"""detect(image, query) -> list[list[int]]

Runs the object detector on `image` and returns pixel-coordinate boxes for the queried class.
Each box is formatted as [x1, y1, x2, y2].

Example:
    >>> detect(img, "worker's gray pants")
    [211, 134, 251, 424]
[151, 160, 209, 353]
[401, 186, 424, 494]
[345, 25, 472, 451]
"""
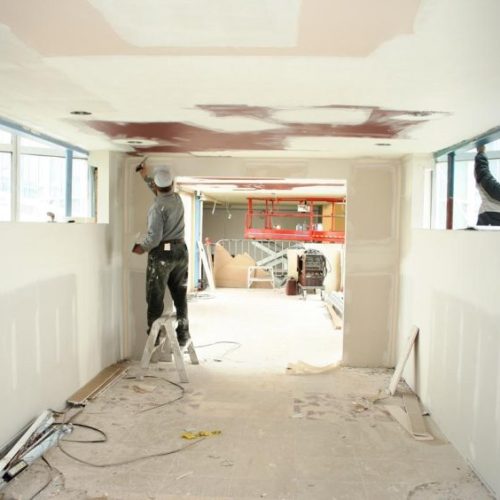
[146, 243, 189, 338]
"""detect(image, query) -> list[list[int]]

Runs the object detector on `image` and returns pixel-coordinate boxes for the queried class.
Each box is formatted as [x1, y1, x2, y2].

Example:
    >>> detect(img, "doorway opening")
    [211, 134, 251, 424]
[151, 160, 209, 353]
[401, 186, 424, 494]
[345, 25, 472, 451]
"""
[177, 176, 347, 368]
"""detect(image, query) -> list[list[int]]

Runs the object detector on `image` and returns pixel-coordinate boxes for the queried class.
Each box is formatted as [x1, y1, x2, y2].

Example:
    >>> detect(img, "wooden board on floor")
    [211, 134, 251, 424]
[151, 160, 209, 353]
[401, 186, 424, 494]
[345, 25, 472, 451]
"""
[388, 326, 419, 396]
[67, 362, 128, 405]
[325, 303, 343, 329]
[403, 392, 433, 440]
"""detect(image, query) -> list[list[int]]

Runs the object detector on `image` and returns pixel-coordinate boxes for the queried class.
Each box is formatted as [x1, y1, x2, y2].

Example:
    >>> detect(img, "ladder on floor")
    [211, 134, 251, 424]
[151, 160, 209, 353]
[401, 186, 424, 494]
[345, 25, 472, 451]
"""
[140, 313, 199, 383]
[247, 265, 275, 288]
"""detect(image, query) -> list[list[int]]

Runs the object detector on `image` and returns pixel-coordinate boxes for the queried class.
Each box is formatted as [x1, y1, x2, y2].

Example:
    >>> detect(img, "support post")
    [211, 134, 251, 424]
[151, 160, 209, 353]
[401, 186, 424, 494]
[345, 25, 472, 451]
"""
[65, 149, 73, 218]
[446, 151, 455, 230]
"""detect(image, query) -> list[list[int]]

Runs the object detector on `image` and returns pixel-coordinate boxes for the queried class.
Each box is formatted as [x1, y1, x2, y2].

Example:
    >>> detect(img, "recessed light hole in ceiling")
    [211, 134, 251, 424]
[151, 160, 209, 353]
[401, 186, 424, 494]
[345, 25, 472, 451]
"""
[113, 138, 159, 147]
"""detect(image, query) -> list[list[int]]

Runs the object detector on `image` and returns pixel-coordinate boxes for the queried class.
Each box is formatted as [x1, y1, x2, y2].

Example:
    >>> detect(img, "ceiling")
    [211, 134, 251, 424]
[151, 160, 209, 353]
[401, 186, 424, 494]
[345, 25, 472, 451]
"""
[0, 0, 499, 158]
[177, 176, 346, 203]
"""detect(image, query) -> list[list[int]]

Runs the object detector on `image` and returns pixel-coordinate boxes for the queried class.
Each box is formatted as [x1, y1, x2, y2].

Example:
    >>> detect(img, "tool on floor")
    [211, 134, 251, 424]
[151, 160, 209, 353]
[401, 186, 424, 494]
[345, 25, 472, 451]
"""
[140, 313, 199, 383]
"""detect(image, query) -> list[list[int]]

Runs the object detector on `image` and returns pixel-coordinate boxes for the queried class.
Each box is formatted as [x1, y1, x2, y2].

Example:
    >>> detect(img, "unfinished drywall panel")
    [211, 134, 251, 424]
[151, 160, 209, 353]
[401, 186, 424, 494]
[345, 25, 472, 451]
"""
[397, 155, 500, 497]
[348, 165, 396, 242]
[124, 155, 400, 366]
[342, 163, 400, 366]
[343, 273, 393, 366]
[0, 152, 125, 449]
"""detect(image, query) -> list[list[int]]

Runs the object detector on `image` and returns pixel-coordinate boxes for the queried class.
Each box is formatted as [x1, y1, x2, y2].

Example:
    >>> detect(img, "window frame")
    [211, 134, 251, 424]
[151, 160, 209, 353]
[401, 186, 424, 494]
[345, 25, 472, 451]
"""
[0, 121, 94, 223]
[430, 127, 500, 230]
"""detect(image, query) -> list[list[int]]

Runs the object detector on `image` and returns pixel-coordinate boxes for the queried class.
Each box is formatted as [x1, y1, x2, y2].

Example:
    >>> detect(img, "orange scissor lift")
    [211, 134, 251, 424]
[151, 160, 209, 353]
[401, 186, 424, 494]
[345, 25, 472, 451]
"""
[244, 197, 345, 243]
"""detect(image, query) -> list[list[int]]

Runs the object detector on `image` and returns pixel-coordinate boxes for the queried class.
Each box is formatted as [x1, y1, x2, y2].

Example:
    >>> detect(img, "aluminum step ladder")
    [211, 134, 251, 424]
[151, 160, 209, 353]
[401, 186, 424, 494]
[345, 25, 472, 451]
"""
[247, 265, 275, 288]
[140, 313, 199, 383]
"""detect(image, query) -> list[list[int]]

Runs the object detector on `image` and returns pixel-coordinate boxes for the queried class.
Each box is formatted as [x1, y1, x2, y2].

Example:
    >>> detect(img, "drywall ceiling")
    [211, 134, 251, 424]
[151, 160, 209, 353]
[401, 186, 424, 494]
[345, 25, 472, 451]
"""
[0, 0, 499, 158]
[177, 176, 346, 203]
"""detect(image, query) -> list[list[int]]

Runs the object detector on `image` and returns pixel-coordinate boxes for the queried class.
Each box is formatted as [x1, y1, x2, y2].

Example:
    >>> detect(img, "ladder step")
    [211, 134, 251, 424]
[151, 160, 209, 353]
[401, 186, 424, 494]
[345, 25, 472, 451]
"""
[140, 314, 199, 383]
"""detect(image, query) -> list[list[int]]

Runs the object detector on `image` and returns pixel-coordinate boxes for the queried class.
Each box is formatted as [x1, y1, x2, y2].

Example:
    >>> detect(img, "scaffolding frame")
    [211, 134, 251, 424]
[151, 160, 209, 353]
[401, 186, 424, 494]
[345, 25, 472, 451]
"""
[244, 197, 345, 243]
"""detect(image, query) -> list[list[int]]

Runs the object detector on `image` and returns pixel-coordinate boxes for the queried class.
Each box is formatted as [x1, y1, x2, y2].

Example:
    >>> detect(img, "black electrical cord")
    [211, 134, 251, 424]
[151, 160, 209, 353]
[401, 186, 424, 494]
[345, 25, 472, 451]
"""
[194, 341, 242, 361]
[57, 438, 204, 468]
[29, 456, 58, 500]
[56, 422, 107, 444]
[194, 341, 240, 349]
[123, 374, 186, 414]
[13, 371, 204, 495]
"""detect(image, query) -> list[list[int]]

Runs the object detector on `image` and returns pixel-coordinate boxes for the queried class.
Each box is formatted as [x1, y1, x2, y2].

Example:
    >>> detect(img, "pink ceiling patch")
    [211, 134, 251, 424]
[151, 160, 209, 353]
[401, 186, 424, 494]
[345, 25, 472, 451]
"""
[83, 104, 446, 153]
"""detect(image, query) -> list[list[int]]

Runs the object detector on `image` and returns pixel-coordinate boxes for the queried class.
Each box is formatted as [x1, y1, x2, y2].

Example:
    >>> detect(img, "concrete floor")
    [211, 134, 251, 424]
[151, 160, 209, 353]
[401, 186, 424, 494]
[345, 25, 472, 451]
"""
[2, 289, 493, 499]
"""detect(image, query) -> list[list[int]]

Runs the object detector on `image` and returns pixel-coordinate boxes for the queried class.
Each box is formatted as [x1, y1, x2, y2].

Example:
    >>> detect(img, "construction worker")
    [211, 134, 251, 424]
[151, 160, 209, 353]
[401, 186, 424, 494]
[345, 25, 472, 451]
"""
[475, 141, 500, 226]
[132, 163, 190, 346]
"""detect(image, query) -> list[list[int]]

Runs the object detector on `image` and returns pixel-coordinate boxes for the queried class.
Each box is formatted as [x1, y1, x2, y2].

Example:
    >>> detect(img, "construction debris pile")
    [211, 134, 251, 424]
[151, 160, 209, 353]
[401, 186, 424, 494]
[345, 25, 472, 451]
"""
[0, 410, 71, 490]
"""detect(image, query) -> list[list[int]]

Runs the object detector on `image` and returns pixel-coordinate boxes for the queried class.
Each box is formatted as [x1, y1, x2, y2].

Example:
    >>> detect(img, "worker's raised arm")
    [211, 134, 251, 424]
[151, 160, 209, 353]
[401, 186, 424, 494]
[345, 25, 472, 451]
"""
[475, 153, 500, 201]
[136, 160, 157, 195]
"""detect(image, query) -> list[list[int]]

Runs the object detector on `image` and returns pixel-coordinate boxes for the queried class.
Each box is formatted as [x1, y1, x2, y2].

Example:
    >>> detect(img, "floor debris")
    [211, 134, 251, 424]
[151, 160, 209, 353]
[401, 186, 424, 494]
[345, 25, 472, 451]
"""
[131, 383, 156, 394]
[286, 360, 340, 374]
[175, 471, 193, 480]
[2, 291, 493, 499]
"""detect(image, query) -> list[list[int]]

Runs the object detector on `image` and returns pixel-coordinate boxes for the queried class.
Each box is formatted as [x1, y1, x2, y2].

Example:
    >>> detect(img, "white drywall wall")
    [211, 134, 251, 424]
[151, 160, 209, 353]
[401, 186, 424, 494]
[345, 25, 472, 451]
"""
[397, 155, 500, 496]
[0, 151, 125, 449]
[125, 156, 400, 367]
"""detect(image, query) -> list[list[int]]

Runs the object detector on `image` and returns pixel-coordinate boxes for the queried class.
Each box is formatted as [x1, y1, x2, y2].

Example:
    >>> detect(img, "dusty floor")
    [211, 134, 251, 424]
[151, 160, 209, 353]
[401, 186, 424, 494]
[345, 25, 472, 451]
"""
[2, 289, 494, 499]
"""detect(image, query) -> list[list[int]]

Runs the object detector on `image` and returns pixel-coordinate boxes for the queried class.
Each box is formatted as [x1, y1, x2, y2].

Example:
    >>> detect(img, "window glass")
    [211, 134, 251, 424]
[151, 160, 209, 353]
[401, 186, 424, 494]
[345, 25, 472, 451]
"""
[19, 154, 66, 222]
[0, 152, 11, 221]
[20, 135, 65, 152]
[488, 139, 500, 151]
[453, 161, 477, 228]
[72, 158, 92, 218]
[453, 158, 500, 228]
[0, 129, 12, 145]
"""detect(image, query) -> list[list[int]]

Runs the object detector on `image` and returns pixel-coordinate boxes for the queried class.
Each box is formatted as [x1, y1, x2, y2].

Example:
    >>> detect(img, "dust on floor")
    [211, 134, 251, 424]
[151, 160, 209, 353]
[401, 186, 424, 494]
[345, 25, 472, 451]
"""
[2, 290, 493, 499]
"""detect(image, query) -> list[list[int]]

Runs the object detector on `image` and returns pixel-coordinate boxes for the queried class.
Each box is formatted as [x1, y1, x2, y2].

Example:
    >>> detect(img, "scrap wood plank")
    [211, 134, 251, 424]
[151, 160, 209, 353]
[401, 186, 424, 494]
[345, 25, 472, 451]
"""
[388, 326, 419, 396]
[403, 392, 433, 440]
[384, 398, 433, 441]
[67, 362, 128, 405]
[325, 302, 343, 330]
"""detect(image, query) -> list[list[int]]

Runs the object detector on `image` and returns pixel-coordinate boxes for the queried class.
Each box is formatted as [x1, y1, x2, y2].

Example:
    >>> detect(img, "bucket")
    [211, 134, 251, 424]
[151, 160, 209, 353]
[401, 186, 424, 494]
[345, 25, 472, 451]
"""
[286, 277, 298, 295]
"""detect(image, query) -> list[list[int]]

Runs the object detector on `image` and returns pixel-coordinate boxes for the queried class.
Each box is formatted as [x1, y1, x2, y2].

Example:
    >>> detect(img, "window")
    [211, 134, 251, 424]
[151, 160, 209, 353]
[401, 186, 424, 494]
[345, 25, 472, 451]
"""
[19, 154, 66, 222]
[0, 122, 94, 222]
[0, 152, 11, 221]
[0, 129, 12, 145]
[0, 129, 12, 221]
[453, 158, 500, 228]
[430, 133, 500, 229]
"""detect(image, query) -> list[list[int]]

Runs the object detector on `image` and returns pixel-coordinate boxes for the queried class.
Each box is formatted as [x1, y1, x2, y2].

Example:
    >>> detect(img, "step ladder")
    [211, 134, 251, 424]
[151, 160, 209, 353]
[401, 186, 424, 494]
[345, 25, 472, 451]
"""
[140, 313, 199, 383]
[247, 265, 275, 288]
